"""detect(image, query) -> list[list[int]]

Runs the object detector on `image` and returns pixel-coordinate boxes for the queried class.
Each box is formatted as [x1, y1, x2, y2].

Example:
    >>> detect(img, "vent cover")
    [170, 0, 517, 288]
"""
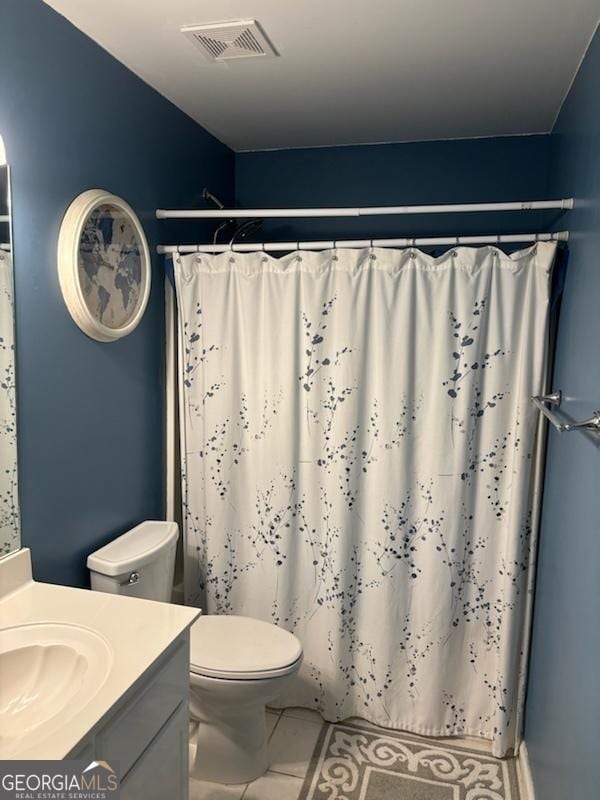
[182, 19, 278, 62]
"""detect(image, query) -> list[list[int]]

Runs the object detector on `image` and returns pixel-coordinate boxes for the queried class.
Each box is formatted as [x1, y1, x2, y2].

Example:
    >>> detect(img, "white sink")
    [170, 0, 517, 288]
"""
[0, 622, 113, 757]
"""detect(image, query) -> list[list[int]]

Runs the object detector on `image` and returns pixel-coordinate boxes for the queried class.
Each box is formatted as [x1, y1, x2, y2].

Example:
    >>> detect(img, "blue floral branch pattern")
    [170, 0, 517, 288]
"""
[176, 248, 551, 756]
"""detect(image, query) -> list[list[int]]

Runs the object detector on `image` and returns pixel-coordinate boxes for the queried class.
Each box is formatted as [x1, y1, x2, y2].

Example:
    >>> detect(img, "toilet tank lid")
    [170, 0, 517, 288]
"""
[87, 521, 179, 576]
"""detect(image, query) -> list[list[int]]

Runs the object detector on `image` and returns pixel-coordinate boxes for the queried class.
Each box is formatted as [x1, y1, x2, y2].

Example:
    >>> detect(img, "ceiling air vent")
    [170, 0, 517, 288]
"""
[182, 19, 278, 62]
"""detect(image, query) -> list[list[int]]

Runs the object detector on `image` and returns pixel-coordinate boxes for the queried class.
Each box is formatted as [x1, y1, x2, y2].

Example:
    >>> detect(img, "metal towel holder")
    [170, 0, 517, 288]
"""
[531, 391, 600, 434]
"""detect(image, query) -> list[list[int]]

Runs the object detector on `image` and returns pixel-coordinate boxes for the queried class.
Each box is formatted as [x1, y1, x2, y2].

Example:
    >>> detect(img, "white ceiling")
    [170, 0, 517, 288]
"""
[44, 0, 600, 152]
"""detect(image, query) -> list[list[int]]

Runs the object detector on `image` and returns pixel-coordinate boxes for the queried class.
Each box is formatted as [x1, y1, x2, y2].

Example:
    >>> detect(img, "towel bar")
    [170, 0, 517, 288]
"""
[531, 391, 600, 434]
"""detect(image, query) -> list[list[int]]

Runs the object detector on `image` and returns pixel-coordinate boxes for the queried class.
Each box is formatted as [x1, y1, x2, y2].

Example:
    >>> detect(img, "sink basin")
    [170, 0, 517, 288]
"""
[0, 622, 113, 756]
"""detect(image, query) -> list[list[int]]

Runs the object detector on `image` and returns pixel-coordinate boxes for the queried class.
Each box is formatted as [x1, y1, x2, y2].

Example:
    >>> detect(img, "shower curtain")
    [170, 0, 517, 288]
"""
[0, 250, 19, 555]
[175, 242, 556, 756]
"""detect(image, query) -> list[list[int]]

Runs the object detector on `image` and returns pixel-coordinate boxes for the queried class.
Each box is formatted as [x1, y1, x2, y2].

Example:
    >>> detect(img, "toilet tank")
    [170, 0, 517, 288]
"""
[87, 521, 178, 602]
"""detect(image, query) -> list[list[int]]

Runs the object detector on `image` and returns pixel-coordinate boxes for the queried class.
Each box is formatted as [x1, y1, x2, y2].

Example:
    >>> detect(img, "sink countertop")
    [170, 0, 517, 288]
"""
[0, 548, 200, 759]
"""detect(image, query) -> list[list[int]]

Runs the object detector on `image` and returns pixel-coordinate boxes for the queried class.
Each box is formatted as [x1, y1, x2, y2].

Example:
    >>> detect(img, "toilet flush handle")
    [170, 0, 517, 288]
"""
[119, 571, 140, 586]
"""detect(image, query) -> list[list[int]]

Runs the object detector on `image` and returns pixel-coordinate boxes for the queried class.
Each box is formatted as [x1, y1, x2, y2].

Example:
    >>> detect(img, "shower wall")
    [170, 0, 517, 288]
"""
[235, 134, 557, 241]
[524, 26, 600, 800]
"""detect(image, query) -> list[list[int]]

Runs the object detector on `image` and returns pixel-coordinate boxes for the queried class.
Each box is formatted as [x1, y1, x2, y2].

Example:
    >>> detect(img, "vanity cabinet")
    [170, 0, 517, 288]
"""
[67, 633, 190, 800]
[120, 704, 188, 799]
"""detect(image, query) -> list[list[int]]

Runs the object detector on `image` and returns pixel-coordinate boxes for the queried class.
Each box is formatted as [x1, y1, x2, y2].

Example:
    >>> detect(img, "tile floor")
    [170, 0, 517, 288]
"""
[188, 707, 500, 799]
[188, 707, 324, 800]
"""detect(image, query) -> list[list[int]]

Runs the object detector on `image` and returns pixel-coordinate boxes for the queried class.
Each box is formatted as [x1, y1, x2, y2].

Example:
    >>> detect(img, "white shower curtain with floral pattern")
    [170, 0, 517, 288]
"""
[175, 242, 555, 756]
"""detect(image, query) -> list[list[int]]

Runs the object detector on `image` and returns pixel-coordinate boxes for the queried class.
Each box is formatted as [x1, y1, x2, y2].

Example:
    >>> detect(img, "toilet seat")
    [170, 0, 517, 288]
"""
[190, 653, 303, 681]
[189, 614, 302, 681]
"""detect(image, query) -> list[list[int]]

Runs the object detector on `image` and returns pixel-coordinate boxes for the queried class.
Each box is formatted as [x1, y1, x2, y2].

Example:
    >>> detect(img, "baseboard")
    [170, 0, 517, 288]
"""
[517, 741, 536, 800]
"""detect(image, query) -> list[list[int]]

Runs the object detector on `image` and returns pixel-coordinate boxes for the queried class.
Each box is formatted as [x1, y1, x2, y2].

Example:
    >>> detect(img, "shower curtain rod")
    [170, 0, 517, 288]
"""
[158, 230, 569, 255]
[156, 198, 573, 220]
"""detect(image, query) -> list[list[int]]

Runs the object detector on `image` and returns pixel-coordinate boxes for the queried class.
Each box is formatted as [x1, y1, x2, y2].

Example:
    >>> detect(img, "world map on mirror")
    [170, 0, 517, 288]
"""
[78, 204, 143, 329]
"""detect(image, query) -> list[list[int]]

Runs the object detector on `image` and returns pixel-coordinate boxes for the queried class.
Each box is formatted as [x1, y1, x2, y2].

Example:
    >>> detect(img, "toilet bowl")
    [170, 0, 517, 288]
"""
[87, 521, 303, 785]
[188, 615, 302, 783]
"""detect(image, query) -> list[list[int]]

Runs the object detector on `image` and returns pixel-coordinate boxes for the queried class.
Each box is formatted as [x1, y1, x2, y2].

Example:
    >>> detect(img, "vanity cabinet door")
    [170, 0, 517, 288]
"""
[120, 702, 188, 800]
[96, 639, 189, 778]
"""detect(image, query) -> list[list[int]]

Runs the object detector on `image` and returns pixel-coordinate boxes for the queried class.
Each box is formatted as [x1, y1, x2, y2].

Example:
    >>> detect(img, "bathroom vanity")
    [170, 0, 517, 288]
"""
[68, 637, 190, 798]
[0, 549, 200, 799]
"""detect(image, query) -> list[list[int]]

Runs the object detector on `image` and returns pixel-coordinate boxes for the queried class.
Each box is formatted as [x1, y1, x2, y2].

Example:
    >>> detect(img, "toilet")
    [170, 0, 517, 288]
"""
[87, 521, 303, 784]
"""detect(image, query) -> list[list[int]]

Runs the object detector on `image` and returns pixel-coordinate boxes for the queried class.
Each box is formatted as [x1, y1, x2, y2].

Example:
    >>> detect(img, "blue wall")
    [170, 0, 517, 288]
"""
[235, 135, 561, 242]
[524, 27, 600, 800]
[0, 0, 234, 587]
